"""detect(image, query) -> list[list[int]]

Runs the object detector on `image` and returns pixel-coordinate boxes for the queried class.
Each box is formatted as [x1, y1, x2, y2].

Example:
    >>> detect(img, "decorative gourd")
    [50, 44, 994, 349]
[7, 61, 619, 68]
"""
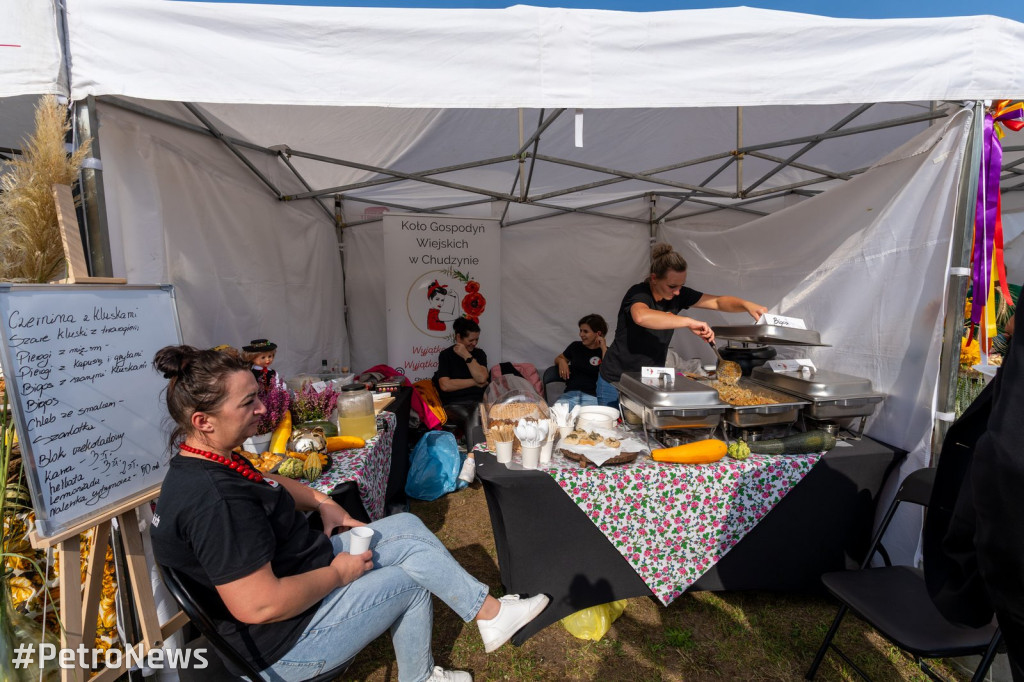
[651, 439, 727, 464]
[287, 450, 328, 467]
[302, 452, 323, 480]
[727, 440, 751, 460]
[746, 430, 837, 455]
[269, 410, 292, 454]
[277, 457, 304, 479]
[326, 435, 365, 452]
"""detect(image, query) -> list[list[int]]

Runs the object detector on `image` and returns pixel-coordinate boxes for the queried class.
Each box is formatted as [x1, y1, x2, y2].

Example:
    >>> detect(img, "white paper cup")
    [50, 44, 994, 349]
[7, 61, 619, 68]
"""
[348, 526, 374, 555]
[495, 440, 513, 464]
[521, 444, 541, 469]
[539, 439, 554, 465]
[557, 425, 574, 439]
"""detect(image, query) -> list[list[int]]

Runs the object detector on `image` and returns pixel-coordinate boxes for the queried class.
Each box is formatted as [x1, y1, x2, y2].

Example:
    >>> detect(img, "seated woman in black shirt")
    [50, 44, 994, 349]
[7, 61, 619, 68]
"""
[433, 317, 489, 445]
[553, 313, 607, 407]
[150, 345, 547, 682]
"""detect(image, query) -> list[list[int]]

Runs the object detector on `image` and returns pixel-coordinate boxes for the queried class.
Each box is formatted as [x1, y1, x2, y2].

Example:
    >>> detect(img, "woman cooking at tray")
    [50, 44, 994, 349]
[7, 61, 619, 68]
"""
[596, 242, 767, 408]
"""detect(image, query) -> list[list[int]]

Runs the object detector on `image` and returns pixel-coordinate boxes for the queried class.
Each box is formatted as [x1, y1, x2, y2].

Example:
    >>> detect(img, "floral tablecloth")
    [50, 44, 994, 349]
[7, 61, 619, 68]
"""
[499, 449, 821, 605]
[305, 411, 395, 521]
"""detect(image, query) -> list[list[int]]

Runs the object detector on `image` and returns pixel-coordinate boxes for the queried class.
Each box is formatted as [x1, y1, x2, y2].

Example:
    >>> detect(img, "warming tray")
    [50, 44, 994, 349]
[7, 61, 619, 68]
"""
[616, 372, 724, 408]
[614, 372, 727, 431]
[714, 325, 828, 347]
[750, 366, 885, 422]
[701, 378, 809, 428]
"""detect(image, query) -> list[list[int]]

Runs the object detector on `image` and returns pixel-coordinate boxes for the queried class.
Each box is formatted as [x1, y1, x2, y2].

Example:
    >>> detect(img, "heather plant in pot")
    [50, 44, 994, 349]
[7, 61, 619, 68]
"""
[290, 383, 340, 437]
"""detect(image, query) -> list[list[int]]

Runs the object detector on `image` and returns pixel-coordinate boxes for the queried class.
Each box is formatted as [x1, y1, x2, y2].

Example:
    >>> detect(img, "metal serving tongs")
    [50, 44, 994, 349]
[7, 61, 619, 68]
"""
[708, 340, 742, 385]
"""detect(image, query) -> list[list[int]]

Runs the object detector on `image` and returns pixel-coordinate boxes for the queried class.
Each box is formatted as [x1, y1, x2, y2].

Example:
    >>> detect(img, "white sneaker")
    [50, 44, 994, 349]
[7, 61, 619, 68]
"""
[477, 593, 550, 653]
[426, 666, 472, 681]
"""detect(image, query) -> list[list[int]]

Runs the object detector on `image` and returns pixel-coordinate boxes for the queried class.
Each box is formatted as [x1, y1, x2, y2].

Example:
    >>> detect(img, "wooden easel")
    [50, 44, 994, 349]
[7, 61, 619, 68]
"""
[21, 186, 187, 682]
[29, 490, 189, 682]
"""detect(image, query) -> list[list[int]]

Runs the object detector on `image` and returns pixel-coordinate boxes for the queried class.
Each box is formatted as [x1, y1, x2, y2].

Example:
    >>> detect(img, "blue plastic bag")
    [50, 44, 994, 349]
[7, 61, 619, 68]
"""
[405, 431, 467, 500]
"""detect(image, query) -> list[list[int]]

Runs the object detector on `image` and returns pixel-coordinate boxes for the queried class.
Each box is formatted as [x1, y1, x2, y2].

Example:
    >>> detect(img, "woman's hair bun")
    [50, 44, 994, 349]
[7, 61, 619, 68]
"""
[153, 345, 196, 380]
[651, 242, 674, 259]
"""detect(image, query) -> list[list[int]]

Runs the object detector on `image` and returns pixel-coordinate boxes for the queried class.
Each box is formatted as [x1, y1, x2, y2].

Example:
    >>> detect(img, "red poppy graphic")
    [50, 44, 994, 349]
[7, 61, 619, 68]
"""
[462, 292, 486, 317]
[465, 280, 480, 293]
[466, 315, 480, 323]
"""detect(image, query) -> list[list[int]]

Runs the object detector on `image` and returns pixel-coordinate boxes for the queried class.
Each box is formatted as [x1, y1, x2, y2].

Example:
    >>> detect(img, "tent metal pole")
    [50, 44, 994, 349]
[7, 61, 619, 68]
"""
[521, 109, 545, 202]
[74, 96, 115, 277]
[286, 155, 513, 199]
[516, 109, 565, 156]
[742, 170, 869, 199]
[735, 107, 743, 197]
[530, 153, 734, 197]
[746, 150, 859, 182]
[517, 109, 526, 200]
[280, 150, 515, 203]
[655, 157, 739, 222]
[100, 97, 273, 154]
[932, 102, 984, 463]
[183, 103, 284, 199]
[276, 151, 336, 224]
[744, 104, 873, 194]
[737, 109, 948, 155]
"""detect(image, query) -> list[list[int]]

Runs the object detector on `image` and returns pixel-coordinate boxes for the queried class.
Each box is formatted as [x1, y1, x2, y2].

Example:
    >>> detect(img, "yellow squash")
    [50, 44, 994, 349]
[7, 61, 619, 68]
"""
[269, 410, 292, 454]
[326, 435, 365, 452]
[651, 439, 727, 464]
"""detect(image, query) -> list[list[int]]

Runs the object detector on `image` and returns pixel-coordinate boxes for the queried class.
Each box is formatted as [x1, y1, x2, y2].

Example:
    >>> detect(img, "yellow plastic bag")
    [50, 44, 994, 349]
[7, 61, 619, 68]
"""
[560, 600, 627, 641]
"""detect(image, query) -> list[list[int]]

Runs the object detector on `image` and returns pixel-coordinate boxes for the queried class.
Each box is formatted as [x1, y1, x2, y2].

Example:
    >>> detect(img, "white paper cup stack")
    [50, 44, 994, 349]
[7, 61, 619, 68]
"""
[495, 441, 513, 464]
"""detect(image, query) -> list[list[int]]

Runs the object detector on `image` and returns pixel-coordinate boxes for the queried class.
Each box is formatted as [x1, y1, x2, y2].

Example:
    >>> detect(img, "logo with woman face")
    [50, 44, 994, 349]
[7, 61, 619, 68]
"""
[408, 269, 488, 337]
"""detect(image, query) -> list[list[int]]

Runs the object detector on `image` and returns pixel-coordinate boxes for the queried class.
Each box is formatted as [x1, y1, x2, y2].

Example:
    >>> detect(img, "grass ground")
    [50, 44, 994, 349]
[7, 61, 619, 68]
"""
[340, 481, 969, 681]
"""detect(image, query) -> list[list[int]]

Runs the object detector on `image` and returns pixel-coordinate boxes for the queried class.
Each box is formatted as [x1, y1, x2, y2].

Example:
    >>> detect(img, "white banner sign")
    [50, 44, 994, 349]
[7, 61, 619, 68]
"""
[383, 213, 501, 383]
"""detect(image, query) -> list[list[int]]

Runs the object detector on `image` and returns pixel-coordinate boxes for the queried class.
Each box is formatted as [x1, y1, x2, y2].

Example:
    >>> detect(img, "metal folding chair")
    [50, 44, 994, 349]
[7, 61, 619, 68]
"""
[806, 467, 1002, 681]
[160, 565, 353, 682]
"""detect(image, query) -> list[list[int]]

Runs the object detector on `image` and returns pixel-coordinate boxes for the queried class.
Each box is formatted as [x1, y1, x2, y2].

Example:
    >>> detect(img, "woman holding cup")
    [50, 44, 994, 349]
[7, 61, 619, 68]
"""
[150, 346, 548, 682]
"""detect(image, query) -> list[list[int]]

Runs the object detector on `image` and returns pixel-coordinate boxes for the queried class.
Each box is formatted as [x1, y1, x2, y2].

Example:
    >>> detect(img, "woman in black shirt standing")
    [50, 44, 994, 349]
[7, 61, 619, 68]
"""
[597, 243, 766, 407]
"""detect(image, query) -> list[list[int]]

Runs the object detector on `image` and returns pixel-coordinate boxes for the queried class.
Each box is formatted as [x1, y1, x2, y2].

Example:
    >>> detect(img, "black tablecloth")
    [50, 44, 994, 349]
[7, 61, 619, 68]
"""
[382, 387, 412, 514]
[475, 436, 904, 644]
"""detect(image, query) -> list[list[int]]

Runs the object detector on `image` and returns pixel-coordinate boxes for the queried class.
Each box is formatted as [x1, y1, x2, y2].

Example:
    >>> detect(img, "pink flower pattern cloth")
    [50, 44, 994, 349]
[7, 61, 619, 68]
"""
[543, 451, 821, 605]
[306, 411, 396, 521]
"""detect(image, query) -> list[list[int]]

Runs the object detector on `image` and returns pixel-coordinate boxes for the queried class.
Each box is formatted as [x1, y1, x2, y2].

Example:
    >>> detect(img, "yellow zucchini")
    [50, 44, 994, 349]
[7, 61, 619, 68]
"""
[651, 438, 727, 464]
[326, 435, 365, 452]
[269, 411, 292, 454]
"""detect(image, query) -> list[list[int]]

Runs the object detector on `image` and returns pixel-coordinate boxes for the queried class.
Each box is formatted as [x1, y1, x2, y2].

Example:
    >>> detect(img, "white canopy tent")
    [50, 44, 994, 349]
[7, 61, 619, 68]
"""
[6, 0, 1024, 563]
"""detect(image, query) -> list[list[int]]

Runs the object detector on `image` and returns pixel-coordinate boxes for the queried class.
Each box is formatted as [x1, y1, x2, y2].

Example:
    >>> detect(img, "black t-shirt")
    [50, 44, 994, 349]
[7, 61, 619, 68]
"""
[562, 341, 603, 395]
[151, 456, 333, 673]
[434, 345, 488, 404]
[600, 281, 703, 383]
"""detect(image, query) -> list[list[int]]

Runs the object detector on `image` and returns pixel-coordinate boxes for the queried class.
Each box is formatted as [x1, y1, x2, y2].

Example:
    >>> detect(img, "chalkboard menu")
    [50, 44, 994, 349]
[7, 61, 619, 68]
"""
[0, 285, 182, 538]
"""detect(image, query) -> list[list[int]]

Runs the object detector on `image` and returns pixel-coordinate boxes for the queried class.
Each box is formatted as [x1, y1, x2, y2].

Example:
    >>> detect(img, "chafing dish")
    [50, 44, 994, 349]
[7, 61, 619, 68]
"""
[701, 378, 809, 428]
[713, 324, 829, 347]
[614, 372, 727, 434]
[750, 366, 885, 437]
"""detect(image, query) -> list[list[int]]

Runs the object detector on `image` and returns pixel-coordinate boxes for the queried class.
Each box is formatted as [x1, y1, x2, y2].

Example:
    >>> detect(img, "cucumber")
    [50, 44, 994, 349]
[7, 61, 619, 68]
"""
[746, 429, 837, 455]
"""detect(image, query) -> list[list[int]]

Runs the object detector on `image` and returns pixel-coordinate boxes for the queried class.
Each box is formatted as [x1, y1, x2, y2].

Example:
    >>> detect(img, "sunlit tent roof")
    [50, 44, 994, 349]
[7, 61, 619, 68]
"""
[5, 0, 1024, 562]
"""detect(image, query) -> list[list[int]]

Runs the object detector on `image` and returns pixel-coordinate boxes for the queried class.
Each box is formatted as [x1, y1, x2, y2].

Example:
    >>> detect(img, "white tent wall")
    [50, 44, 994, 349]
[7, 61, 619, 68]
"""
[0, 1, 64, 100]
[95, 101, 347, 376]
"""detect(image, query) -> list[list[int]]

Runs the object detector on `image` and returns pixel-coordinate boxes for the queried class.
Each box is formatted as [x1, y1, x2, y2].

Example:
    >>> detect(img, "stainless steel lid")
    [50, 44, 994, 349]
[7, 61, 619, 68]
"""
[713, 325, 828, 347]
[750, 365, 880, 399]
[615, 372, 726, 408]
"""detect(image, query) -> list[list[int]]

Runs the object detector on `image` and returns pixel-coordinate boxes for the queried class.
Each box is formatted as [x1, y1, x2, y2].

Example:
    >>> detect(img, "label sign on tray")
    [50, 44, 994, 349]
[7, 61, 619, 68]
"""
[756, 314, 807, 330]
[764, 359, 817, 373]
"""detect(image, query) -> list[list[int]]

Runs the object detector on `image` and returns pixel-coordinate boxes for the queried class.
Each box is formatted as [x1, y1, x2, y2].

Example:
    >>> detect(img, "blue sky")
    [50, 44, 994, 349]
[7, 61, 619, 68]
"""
[188, 0, 1024, 22]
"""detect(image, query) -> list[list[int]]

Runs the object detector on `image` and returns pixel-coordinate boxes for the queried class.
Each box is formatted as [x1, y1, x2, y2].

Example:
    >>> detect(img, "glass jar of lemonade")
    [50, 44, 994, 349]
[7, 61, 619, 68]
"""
[337, 383, 377, 441]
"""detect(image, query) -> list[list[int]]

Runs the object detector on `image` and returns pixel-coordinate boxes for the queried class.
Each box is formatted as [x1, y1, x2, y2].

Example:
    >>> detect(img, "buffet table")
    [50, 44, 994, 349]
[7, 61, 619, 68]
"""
[475, 435, 903, 644]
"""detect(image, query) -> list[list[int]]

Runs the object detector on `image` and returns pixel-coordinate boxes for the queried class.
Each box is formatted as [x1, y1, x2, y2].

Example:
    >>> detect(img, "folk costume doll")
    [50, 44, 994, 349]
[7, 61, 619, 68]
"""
[242, 339, 283, 391]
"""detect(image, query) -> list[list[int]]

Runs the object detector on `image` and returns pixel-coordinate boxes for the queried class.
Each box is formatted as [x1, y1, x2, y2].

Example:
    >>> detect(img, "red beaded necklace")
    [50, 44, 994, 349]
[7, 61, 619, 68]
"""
[179, 443, 272, 485]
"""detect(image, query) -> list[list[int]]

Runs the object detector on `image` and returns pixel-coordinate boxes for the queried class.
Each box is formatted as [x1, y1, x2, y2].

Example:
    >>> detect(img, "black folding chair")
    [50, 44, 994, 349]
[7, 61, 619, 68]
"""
[160, 565, 353, 681]
[806, 467, 1002, 681]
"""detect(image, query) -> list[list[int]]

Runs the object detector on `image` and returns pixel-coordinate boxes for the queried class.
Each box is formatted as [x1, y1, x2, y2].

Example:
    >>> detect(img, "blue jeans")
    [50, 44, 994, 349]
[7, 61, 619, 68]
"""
[261, 513, 488, 682]
[595, 375, 619, 408]
[554, 390, 598, 408]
